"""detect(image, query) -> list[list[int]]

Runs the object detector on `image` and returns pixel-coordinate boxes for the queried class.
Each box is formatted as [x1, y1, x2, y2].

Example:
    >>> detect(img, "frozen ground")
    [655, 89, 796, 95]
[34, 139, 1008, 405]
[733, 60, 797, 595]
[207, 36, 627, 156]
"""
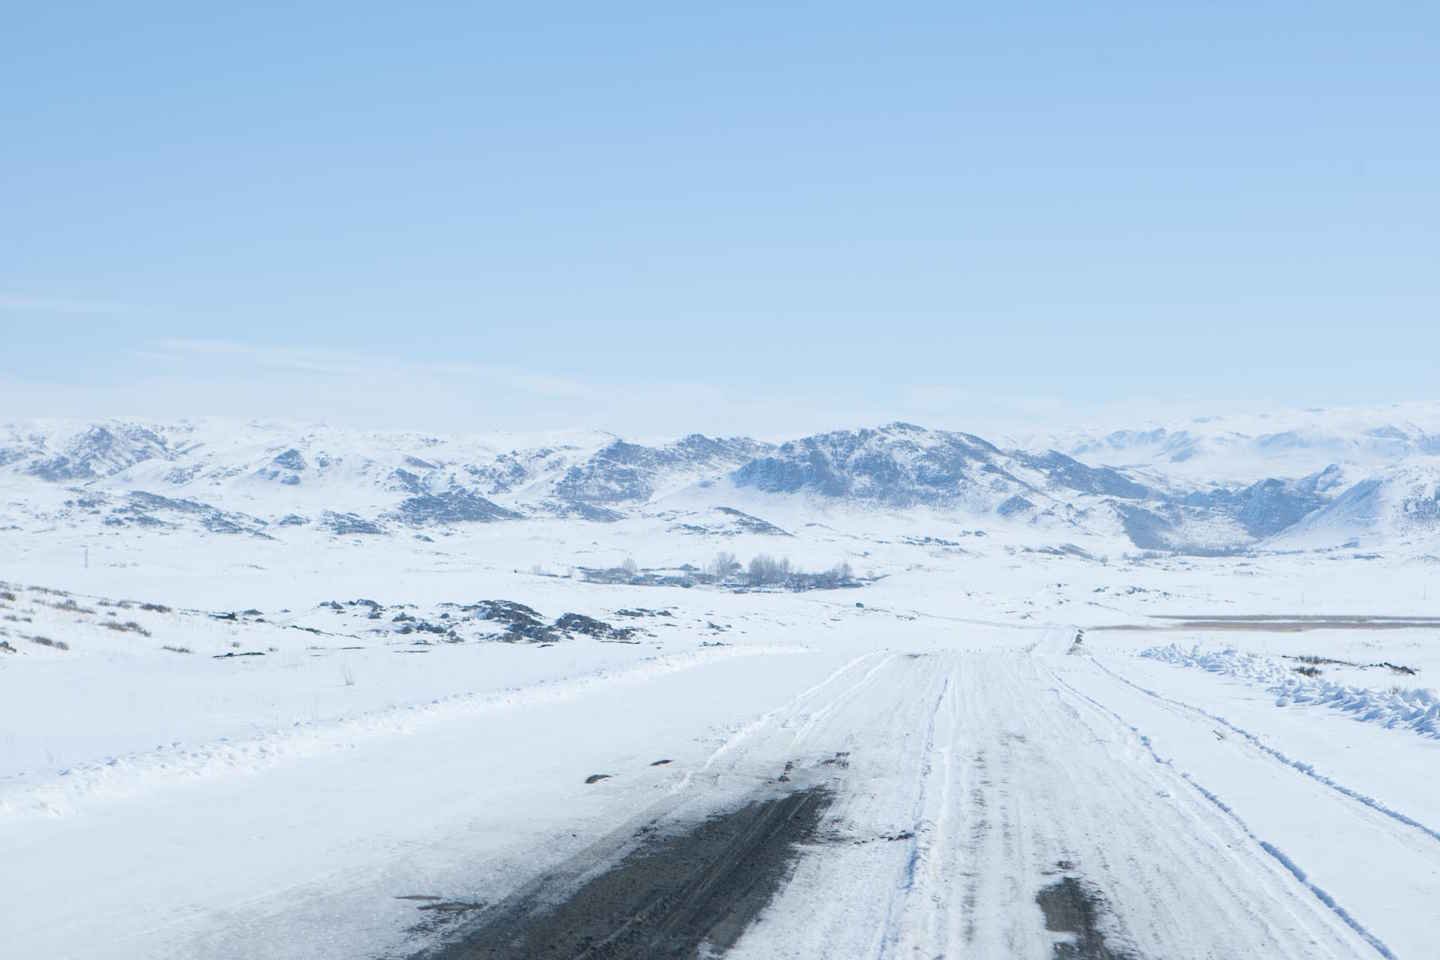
[3, 416, 1439, 958]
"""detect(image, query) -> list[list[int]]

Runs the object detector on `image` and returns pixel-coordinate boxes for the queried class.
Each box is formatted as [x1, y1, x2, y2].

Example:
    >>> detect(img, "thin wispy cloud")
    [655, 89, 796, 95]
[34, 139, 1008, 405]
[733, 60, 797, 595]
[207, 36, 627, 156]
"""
[143, 338, 596, 401]
[29, 338, 1426, 443]
[88, 338, 893, 437]
[0, 293, 133, 315]
[149, 338, 372, 377]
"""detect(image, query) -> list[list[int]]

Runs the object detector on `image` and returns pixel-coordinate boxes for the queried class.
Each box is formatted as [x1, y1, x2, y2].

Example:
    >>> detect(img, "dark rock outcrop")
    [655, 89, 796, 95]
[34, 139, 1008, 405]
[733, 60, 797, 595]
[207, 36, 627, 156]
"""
[393, 490, 520, 525]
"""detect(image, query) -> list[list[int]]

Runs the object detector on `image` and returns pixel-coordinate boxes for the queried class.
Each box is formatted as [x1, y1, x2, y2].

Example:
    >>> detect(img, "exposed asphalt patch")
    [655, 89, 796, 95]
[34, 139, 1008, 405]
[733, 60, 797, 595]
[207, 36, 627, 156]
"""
[411, 786, 832, 959]
[1036, 872, 1137, 960]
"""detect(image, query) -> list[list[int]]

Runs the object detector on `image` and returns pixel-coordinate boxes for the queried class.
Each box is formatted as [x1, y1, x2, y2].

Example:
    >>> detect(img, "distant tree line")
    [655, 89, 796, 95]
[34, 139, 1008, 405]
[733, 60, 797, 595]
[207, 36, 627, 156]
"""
[702, 552, 855, 589]
[577, 552, 861, 591]
[576, 552, 864, 590]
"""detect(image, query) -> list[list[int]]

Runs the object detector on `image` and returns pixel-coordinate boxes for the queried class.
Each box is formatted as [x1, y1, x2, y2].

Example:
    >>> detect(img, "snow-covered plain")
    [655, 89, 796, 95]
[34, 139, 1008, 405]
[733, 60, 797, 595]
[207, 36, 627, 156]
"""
[2, 410, 1439, 958]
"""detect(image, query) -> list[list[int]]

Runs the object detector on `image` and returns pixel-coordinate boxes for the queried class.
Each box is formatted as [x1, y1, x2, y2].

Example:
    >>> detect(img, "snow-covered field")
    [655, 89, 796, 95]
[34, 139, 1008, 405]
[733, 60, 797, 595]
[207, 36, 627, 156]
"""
[3, 412, 1439, 958]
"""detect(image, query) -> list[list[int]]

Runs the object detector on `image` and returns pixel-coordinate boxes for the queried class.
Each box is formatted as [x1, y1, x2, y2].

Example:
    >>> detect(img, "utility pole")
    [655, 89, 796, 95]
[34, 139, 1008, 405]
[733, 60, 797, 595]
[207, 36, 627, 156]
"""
[84, 546, 89, 569]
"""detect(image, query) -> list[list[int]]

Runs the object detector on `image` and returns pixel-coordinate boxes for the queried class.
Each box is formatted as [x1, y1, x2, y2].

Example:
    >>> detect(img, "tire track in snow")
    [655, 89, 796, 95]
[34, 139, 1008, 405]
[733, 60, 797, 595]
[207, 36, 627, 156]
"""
[711, 648, 1384, 960]
[1046, 666, 1397, 959]
[869, 664, 950, 960]
[789, 653, 901, 750]
[903, 665, 966, 958]
[687, 651, 891, 787]
[957, 747, 989, 947]
[1085, 654, 1440, 848]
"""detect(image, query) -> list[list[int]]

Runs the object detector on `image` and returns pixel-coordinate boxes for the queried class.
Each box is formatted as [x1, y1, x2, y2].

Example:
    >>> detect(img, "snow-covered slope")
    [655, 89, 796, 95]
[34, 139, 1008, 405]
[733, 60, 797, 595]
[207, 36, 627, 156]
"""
[731, 422, 1150, 511]
[3, 413, 1438, 554]
[1273, 462, 1440, 548]
[1041, 403, 1440, 482]
[0, 419, 767, 532]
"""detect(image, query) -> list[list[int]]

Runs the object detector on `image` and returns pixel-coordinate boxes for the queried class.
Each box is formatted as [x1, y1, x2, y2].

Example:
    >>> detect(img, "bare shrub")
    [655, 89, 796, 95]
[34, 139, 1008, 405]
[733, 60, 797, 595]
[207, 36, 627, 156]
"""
[103, 620, 152, 637]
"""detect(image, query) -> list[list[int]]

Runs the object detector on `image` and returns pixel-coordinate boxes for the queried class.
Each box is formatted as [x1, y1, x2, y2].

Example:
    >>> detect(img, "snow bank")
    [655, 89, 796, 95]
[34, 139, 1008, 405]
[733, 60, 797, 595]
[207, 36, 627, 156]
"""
[1140, 644, 1440, 738]
[0, 644, 805, 820]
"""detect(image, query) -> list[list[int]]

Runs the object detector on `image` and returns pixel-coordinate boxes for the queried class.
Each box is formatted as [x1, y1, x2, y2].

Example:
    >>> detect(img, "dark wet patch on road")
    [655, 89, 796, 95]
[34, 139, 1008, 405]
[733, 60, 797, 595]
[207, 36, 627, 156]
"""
[410, 786, 833, 959]
[398, 897, 491, 940]
[1036, 870, 1138, 960]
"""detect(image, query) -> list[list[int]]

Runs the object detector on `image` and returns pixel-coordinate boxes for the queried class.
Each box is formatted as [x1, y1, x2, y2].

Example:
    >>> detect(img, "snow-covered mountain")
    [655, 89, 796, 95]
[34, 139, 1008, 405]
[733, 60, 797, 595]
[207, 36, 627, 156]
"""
[2, 414, 1437, 554]
[553, 435, 773, 509]
[1040, 403, 1440, 482]
[1272, 463, 1440, 549]
[731, 423, 1150, 513]
[8, 423, 178, 481]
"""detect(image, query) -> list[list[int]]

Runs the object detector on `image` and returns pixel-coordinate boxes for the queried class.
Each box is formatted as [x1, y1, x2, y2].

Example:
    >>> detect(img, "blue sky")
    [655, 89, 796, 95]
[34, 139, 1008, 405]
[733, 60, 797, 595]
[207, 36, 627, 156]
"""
[3, 2, 1436, 436]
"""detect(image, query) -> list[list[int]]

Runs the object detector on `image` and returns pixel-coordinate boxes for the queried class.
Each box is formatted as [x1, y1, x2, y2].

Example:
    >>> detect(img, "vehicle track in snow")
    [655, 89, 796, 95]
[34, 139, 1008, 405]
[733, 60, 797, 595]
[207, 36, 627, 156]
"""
[415, 632, 1393, 959]
[1050, 648, 1440, 958]
[1083, 653, 1440, 847]
[722, 635, 1388, 958]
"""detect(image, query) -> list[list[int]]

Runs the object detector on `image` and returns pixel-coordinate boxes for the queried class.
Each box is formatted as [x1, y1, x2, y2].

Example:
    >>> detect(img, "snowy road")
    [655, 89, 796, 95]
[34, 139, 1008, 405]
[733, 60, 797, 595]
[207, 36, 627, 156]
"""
[660, 633, 1396, 959]
[400, 630, 1425, 958]
[5, 625, 1436, 959]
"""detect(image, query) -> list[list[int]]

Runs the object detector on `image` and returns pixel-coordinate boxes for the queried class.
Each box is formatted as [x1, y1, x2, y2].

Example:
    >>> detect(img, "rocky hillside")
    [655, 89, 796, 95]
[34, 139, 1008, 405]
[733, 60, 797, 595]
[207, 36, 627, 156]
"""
[3, 416, 1436, 553]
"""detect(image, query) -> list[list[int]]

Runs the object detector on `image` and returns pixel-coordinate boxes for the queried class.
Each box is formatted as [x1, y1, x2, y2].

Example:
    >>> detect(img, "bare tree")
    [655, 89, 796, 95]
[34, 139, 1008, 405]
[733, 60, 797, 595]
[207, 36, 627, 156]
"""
[706, 551, 739, 582]
[747, 554, 791, 586]
[620, 556, 638, 576]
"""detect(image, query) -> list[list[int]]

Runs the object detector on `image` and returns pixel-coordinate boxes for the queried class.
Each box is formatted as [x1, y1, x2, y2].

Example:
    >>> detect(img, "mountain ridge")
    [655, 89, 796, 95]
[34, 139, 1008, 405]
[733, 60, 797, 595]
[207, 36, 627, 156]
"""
[3, 415, 1437, 553]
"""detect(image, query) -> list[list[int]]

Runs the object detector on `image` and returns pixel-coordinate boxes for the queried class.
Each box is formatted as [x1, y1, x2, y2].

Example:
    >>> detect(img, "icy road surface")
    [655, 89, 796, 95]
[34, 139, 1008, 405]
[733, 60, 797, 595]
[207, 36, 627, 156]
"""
[4, 626, 1437, 959]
